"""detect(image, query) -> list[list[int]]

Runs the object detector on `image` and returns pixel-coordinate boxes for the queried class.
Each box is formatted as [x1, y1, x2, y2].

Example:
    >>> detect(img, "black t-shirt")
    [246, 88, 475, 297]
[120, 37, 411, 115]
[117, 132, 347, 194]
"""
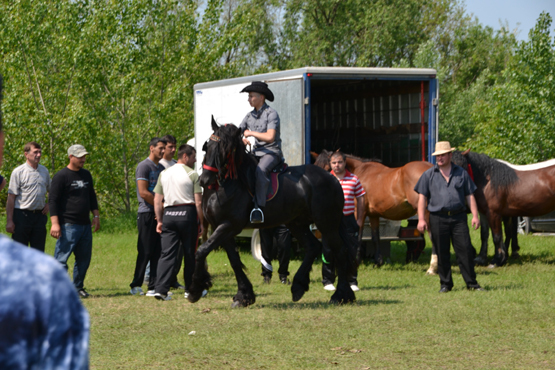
[49, 167, 99, 225]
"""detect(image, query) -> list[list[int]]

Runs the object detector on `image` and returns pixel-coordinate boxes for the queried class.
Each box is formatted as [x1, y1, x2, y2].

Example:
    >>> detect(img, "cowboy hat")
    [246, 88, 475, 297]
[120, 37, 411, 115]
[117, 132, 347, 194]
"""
[432, 141, 456, 156]
[240, 81, 274, 102]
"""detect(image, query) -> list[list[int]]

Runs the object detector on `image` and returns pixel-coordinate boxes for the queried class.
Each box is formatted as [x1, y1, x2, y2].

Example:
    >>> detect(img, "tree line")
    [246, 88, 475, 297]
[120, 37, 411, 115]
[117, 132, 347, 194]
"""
[0, 0, 553, 214]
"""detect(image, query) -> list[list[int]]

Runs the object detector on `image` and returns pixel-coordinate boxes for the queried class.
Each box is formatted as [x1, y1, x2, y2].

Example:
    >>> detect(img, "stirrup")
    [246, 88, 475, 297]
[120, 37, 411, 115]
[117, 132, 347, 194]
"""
[250, 207, 264, 223]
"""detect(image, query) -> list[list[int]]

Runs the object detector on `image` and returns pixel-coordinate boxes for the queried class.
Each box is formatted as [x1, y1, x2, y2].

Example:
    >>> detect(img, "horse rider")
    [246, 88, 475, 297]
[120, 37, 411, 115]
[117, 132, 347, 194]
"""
[239, 81, 283, 223]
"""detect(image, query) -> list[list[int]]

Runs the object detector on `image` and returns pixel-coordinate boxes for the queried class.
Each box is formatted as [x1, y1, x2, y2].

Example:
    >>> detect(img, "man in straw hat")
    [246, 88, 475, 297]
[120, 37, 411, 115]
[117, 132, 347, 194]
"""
[414, 141, 483, 293]
[239, 81, 283, 223]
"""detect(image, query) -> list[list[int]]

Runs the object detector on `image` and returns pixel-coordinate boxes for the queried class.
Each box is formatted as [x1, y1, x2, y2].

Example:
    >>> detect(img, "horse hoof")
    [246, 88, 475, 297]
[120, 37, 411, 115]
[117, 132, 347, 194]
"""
[425, 269, 437, 276]
[487, 264, 496, 269]
[474, 257, 487, 266]
[231, 300, 244, 309]
[291, 283, 306, 302]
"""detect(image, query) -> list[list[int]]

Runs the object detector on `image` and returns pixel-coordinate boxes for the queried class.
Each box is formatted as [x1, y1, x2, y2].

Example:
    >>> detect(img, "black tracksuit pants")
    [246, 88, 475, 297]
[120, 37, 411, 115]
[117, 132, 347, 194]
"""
[156, 205, 198, 295]
[259, 225, 291, 279]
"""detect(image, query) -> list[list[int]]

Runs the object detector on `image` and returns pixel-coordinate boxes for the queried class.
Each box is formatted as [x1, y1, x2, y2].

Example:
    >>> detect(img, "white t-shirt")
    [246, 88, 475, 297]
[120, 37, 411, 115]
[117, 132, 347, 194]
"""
[153, 164, 201, 206]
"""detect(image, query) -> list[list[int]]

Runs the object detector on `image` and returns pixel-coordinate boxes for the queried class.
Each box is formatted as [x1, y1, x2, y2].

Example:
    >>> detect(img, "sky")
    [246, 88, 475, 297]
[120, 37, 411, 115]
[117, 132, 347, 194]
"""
[463, 0, 555, 41]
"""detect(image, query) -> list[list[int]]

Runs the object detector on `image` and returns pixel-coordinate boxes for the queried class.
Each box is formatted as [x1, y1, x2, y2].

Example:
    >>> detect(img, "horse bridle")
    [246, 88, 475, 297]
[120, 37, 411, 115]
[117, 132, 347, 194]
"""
[202, 133, 238, 183]
[202, 134, 221, 174]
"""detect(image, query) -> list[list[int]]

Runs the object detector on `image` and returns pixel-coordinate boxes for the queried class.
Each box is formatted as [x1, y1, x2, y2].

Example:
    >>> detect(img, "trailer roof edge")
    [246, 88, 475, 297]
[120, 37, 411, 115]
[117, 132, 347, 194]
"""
[194, 67, 438, 89]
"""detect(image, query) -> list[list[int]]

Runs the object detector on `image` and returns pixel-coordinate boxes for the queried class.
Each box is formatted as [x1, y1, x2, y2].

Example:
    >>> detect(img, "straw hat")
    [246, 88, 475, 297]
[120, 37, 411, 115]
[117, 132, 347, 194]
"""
[432, 141, 456, 156]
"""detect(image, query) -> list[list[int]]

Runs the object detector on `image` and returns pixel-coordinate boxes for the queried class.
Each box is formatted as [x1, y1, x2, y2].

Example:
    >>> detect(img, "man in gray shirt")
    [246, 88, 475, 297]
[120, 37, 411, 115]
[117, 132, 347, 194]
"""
[414, 141, 483, 293]
[239, 81, 283, 223]
[6, 142, 50, 252]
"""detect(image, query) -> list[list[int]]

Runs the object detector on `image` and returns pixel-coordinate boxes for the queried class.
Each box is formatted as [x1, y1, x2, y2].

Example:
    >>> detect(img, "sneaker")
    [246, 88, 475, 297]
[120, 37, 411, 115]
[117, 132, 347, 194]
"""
[154, 293, 172, 301]
[350, 285, 360, 292]
[130, 287, 144, 296]
[145, 290, 156, 297]
[323, 284, 336, 291]
[77, 289, 90, 298]
[250, 208, 264, 223]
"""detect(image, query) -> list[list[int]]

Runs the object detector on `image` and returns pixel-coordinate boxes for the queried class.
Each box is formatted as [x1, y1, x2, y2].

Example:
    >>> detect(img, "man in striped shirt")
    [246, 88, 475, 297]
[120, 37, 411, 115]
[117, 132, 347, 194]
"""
[322, 151, 366, 292]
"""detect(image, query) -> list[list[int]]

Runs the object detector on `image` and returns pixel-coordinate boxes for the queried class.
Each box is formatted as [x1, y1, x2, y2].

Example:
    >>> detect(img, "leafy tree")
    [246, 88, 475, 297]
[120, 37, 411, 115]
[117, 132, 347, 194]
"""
[471, 12, 555, 163]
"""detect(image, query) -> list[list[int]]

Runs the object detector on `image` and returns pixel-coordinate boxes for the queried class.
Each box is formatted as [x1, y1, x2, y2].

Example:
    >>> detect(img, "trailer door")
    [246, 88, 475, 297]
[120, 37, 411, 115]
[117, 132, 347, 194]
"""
[266, 79, 304, 166]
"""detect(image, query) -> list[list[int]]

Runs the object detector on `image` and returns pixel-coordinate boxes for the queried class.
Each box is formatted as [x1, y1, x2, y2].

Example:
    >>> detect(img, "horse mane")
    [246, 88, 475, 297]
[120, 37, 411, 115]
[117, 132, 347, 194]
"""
[453, 150, 519, 190]
[344, 153, 383, 164]
[214, 123, 257, 187]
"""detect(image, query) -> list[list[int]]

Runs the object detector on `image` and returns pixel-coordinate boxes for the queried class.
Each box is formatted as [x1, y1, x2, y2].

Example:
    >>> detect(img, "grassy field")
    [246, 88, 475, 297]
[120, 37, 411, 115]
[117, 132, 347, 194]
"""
[37, 216, 555, 369]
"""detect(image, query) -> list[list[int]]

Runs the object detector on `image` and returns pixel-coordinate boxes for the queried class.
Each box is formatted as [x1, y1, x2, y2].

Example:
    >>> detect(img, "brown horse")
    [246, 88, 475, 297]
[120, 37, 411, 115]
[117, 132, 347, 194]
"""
[452, 150, 555, 266]
[312, 150, 435, 268]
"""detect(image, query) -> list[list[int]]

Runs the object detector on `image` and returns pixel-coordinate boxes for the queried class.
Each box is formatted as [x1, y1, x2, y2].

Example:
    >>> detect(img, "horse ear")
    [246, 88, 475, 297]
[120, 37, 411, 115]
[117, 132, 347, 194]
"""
[462, 149, 471, 155]
[211, 115, 219, 131]
[310, 151, 318, 160]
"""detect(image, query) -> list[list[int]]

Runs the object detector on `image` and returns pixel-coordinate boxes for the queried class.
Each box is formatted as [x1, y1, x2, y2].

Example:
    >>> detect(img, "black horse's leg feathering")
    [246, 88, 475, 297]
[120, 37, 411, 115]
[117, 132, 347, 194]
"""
[288, 224, 322, 302]
[187, 223, 238, 303]
[222, 238, 256, 308]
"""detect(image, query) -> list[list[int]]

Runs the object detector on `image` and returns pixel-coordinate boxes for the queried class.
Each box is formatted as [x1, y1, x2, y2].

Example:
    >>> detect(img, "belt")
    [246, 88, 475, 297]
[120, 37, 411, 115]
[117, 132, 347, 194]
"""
[16, 208, 43, 214]
[167, 203, 195, 207]
[433, 208, 466, 216]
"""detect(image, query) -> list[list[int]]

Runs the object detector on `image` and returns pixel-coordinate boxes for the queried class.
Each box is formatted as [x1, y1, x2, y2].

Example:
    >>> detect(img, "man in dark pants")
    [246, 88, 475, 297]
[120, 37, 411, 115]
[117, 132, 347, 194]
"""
[129, 137, 166, 296]
[6, 142, 50, 252]
[239, 81, 282, 223]
[322, 151, 365, 292]
[415, 141, 483, 293]
[259, 225, 291, 284]
[152, 144, 205, 300]
[50, 144, 100, 298]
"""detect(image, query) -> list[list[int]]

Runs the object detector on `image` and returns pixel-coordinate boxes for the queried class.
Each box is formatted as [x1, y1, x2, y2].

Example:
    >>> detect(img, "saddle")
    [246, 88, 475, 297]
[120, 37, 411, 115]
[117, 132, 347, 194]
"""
[267, 161, 288, 201]
[249, 158, 288, 202]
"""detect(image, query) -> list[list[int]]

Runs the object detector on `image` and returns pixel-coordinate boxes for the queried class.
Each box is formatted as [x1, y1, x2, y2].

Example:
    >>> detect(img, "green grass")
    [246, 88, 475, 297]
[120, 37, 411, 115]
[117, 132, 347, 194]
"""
[36, 221, 555, 369]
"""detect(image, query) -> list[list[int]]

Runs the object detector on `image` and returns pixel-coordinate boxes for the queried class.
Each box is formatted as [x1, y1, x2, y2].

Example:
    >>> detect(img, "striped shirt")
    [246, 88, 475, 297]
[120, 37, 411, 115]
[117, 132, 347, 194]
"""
[331, 170, 366, 215]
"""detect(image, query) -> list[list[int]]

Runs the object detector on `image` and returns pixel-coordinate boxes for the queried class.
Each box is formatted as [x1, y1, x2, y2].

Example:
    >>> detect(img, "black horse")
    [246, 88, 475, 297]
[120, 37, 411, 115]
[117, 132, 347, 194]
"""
[186, 118, 356, 307]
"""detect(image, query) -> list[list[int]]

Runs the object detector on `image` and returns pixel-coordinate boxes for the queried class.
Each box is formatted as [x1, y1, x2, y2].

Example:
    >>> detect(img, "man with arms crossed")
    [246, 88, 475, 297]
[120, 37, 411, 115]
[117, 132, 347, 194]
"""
[322, 151, 365, 292]
[50, 144, 100, 299]
[6, 142, 50, 252]
[153, 144, 205, 300]
[414, 141, 483, 293]
[129, 137, 166, 296]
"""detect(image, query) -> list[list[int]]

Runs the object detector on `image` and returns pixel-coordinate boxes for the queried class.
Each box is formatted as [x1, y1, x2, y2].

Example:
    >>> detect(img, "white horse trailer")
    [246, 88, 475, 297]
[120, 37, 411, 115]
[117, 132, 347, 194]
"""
[193, 67, 438, 261]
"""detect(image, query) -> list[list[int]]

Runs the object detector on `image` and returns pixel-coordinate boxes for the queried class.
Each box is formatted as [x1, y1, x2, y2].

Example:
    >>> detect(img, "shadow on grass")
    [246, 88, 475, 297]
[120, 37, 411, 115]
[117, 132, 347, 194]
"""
[258, 298, 403, 310]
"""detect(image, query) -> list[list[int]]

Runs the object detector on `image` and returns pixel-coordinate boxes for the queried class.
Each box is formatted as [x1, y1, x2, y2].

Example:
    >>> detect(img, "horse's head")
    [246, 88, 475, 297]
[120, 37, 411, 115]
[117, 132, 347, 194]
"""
[200, 116, 243, 188]
[312, 149, 332, 172]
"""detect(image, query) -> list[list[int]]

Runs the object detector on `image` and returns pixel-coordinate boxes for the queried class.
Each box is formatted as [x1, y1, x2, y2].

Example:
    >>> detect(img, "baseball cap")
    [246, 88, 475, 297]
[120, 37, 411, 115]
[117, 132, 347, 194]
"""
[68, 144, 89, 157]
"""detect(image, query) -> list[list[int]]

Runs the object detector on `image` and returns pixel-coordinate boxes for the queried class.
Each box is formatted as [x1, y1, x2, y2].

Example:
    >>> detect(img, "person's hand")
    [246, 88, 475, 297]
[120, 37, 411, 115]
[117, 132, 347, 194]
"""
[92, 217, 100, 232]
[156, 221, 163, 234]
[42, 204, 49, 215]
[50, 224, 61, 239]
[471, 215, 480, 230]
[242, 138, 250, 146]
[6, 220, 15, 234]
[417, 219, 428, 233]
[243, 129, 253, 138]
[199, 223, 205, 236]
